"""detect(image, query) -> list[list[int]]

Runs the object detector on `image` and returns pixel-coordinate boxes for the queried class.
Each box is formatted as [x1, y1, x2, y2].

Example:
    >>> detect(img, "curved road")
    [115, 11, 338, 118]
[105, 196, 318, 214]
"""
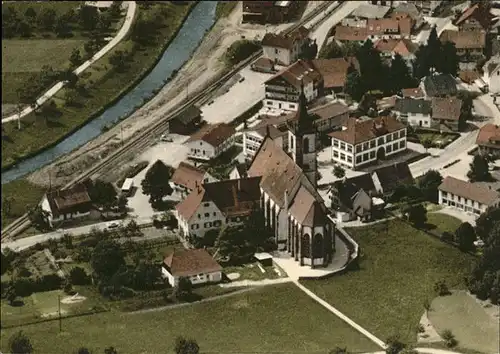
[2, 1, 137, 123]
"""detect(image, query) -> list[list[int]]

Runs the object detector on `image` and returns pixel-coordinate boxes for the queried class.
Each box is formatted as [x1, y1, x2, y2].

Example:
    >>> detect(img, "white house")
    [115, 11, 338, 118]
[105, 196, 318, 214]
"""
[482, 56, 500, 96]
[261, 26, 310, 66]
[170, 162, 218, 198]
[175, 177, 262, 239]
[185, 123, 235, 161]
[264, 59, 323, 111]
[328, 116, 407, 170]
[162, 249, 222, 287]
[243, 124, 285, 159]
[438, 176, 500, 216]
[41, 184, 93, 227]
[394, 97, 432, 128]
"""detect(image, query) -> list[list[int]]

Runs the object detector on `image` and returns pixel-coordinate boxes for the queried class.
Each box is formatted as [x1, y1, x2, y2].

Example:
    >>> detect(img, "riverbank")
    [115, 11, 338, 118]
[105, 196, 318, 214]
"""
[1, 2, 196, 171]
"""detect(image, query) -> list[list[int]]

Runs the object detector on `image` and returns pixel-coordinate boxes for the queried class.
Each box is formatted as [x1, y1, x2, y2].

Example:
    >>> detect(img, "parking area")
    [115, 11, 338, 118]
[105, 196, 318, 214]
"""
[200, 66, 272, 125]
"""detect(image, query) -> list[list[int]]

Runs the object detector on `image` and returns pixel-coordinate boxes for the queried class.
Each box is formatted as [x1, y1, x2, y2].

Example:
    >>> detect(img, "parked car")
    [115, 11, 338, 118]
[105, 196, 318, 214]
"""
[107, 222, 120, 229]
[238, 77, 245, 83]
[160, 134, 173, 142]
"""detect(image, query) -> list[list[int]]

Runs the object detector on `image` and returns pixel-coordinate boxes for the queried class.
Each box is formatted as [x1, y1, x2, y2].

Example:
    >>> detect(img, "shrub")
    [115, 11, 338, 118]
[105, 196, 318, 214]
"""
[225, 40, 260, 66]
[70, 266, 91, 285]
[36, 274, 64, 292]
[53, 249, 68, 259]
[63, 282, 74, 295]
[441, 231, 454, 243]
[13, 278, 36, 297]
[441, 329, 458, 348]
[434, 280, 451, 296]
[416, 323, 425, 333]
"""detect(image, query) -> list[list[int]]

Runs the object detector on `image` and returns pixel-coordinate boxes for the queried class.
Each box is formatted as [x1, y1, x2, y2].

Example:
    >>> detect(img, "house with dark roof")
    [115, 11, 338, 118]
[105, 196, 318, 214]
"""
[430, 97, 463, 132]
[476, 124, 500, 156]
[162, 249, 222, 287]
[184, 123, 235, 161]
[371, 162, 414, 195]
[242, 0, 302, 24]
[440, 29, 485, 63]
[175, 177, 262, 239]
[169, 162, 218, 197]
[394, 97, 432, 128]
[421, 74, 458, 98]
[264, 59, 323, 111]
[438, 176, 500, 216]
[482, 56, 500, 95]
[41, 184, 93, 227]
[261, 26, 310, 66]
[401, 87, 425, 99]
[329, 116, 407, 170]
[453, 2, 497, 32]
[167, 105, 202, 135]
[229, 162, 249, 180]
[311, 57, 360, 95]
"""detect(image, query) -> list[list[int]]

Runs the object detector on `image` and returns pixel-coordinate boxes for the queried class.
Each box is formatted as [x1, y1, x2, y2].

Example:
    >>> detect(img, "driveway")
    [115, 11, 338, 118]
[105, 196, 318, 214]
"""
[2, 1, 137, 123]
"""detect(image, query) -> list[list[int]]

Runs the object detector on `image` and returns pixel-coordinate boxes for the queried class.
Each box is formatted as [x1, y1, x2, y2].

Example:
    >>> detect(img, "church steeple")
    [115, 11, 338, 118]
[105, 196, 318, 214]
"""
[294, 81, 315, 134]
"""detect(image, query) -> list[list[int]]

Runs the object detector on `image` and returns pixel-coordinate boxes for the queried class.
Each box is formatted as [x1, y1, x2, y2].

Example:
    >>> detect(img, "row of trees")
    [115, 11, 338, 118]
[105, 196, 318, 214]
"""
[2, 2, 122, 39]
[8, 331, 199, 354]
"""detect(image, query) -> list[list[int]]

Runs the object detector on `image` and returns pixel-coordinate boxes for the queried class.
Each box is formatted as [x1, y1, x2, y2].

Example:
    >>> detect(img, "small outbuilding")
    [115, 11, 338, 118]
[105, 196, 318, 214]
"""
[121, 178, 134, 196]
[254, 252, 273, 267]
[167, 105, 202, 135]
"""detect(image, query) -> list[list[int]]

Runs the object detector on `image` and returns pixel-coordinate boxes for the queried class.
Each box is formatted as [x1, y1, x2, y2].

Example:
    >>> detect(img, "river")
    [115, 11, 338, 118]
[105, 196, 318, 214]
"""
[2, 1, 217, 185]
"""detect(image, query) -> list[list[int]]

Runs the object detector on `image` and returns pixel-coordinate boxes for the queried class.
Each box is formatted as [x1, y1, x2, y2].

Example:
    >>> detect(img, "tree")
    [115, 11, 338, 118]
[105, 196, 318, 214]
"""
[61, 69, 79, 88]
[55, 14, 73, 38]
[141, 160, 174, 208]
[117, 194, 128, 212]
[28, 205, 51, 231]
[70, 48, 83, 68]
[467, 154, 491, 182]
[17, 20, 33, 38]
[427, 26, 441, 69]
[174, 336, 200, 354]
[3, 6, 19, 38]
[79, 5, 100, 31]
[441, 329, 458, 348]
[389, 54, 415, 93]
[91, 239, 125, 279]
[108, 50, 128, 72]
[475, 206, 500, 242]
[88, 179, 118, 211]
[131, 16, 156, 45]
[300, 40, 318, 60]
[385, 335, 405, 354]
[9, 331, 33, 354]
[455, 222, 476, 251]
[77, 348, 92, 354]
[412, 45, 430, 80]
[344, 70, 364, 101]
[434, 280, 450, 296]
[64, 88, 81, 107]
[70, 266, 91, 285]
[98, 13, 112, 32]
[333, 165, 346, 179]
[318, 41, 343, 59]
[109, 1, 123, 18]
[39, 99, 61, 123]
[2, 196, 15, 217]
[417, 170, 443, 203]
[225, 40, 261, 66]
[438, 41, 459, 77]
[24, 7, 37, 19]
[1, 251, 11, 275]
[421, 138, 432, 153]
[356, 39, 384, 91]
[104, 347, 118, 354]
[38, 8, 57, 31]
[329, 347, 350, 354]
[407, 203, 427, 227]
[172, 277, 193, 301]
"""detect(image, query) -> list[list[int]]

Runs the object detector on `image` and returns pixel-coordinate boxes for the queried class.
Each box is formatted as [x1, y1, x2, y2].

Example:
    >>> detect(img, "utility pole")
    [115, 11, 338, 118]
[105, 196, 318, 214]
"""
[186, 83, 189, 102]
[58, 294, 62, 332]
[121, 126, 124, 146]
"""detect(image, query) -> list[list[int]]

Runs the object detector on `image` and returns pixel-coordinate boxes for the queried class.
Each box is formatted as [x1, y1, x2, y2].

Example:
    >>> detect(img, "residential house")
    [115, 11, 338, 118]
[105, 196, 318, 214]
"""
[246, 91, 336, 267]
[162, 249, 222, 287]
[438, 176, 500, 216]
[341, 18, 367, 28]
[41, 184, 93, 227]
[263, 59, 323, 111]
[167, 105, 202, 135]
[401, 87, 425, 99]
[175, 177, 262, 239]
[242, 1, 301, 24]
[366, 17, 413, 40]
[476, 124, 500, 156]
[229, 162, 249, 180]
[411, 1, 442, 16]
[453, 2, 496, 32]
[311, 57, 360, 95]
[170, 162, 218, 197]
[430, 97, 463, 132]
[333, 26, 369, 44]
[243, 124, 286, 158]
[440, 29, 485, 62]
[374, 38, 417, 64]
[421, 74, 458, 98]
[185, 123, 235, 161]
[394, 97, 432, 128]
[330, 173, 377, 222]
[261, 26, 310, 66]
[329, 116, 407, 170]
[371, 162, 414, 195]
[350, 3, 391, 19]
[391, 2, 421, 23]
[251, 57, 276, 74]
[482, 56, 500, 95]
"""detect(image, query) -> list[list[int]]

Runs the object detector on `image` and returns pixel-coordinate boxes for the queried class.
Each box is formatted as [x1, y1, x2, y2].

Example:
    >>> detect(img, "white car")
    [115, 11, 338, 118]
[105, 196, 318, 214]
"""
[107, 222, 120, 229]
[160, 134, 173, 142]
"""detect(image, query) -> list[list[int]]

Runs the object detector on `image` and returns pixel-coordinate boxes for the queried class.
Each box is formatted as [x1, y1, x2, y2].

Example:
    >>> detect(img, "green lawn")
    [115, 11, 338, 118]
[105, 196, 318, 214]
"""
[428, 290, 499, 354]
[1, 178, 46, 229]
[215, 1, 237, 20]
[415, 131, 458, 148]
[426, 213, 462, 234]
[223, 262, 283, 281]
[302, 220, 477, 344]
[0, 283, 379, 353]
[2, 2, 195, 170]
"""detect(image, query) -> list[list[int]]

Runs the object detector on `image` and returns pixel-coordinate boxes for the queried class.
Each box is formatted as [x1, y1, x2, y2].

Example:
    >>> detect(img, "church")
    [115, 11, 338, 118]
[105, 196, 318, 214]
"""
[246, 83, 336, 268]
[175, 84, 336, 268]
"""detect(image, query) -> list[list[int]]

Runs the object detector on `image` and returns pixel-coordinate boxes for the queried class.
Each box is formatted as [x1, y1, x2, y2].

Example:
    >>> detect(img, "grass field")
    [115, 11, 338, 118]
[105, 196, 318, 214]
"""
[302, 220, 477, 344]
[215, 1, 237, 20]
[224, 263, 283, 281]
[415, 131, 459, 148]
[428, 290, 500, 354]
[426, 213, 462, 234]
[1, 178, 46, 229]
[1, 2, 194, 170]
[0, 283, 379, 353]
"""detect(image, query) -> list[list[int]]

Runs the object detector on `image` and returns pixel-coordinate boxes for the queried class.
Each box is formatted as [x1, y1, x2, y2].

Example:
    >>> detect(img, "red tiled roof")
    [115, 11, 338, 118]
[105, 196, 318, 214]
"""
[265, 59, 322, 89]
[476, 123, 500, 149]
[334, 25, 368, 41]
[440, 29, 486, 49]
[186, 123, 235, 148]
[262, 26, 310, 49]
[439, 176, 500, 206]
[328, 116, 406, 145]
[401, 87, 424, 98]
[46, 184, 92, 218]
[312, 57, 359, 89]
[367, 17, 412, 36]
[164, 249, 222, 277]
[170, 162, 206, 191]
[375, 38, 417, 57]
[454, 3, 495, 30]
[431, 97, 463, 121]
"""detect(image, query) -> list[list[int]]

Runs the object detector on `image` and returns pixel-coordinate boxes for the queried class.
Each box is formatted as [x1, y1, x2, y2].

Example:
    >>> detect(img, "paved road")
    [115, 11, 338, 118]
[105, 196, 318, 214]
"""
[1, 214, 157, 252]
[366, 350, 467, 354]
[2, 1, 137, 123]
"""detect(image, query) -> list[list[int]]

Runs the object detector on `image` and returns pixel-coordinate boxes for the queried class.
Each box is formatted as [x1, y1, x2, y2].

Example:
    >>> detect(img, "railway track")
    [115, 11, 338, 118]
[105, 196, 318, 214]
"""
[2, 1, 338, 240]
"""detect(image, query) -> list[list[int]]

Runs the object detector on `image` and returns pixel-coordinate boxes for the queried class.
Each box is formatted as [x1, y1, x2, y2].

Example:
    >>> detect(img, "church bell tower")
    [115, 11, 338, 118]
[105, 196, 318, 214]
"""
[287, 81, 317, 186]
